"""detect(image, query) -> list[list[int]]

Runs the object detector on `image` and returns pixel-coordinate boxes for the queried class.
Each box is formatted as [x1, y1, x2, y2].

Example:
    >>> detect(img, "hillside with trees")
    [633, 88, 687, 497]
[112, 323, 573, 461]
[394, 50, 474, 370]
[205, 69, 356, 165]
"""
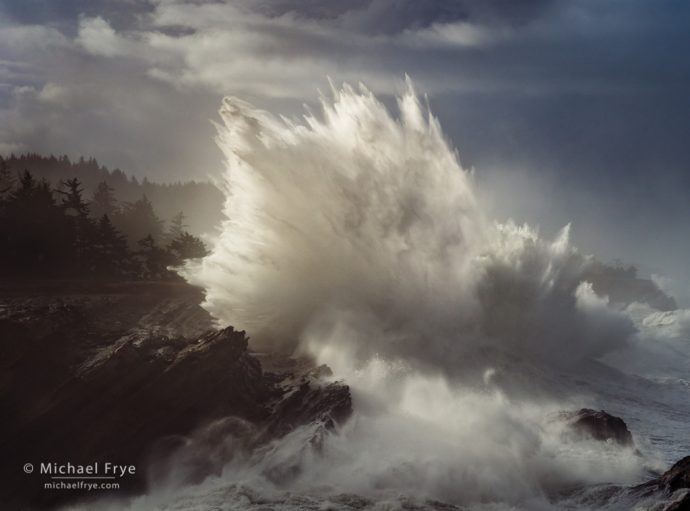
[0, 163, 209, 281]
[0, 154, 224, 237]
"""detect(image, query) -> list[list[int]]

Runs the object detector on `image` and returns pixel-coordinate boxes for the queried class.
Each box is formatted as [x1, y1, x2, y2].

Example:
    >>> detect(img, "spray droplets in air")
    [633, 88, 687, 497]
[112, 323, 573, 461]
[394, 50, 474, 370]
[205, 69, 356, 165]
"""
[169, 79, 674, 509]
[183, 78, 632, 373]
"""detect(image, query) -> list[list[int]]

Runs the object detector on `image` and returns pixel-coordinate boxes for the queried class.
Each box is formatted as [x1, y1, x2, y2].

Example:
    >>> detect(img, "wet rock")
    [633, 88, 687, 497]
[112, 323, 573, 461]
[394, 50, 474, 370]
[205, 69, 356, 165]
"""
[636, 456, 690, 495]
[663, 491, 690, 511]
[0, 321, 271, 508]
[564, 408, 634, 446]
[0, 285, 351, 509]
[632, 456, 690, 511]
[260, 379, 352, 442]
[658, 457, 690, 493]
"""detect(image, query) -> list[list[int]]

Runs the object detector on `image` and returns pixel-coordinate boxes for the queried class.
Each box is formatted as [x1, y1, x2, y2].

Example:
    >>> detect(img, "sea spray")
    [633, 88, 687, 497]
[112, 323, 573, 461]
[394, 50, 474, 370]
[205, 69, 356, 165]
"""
[183, 79, 633, 371]
[172, 80, 664, 509]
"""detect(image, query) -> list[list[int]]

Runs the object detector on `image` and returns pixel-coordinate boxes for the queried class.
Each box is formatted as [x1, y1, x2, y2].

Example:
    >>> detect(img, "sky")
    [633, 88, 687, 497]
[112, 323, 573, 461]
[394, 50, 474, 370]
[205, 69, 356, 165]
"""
[0, 0, 689, 297]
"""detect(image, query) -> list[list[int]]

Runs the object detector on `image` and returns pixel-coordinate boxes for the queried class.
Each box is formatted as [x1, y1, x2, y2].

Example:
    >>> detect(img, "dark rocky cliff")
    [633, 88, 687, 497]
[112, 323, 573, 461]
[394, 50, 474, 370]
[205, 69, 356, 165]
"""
[0, 282, 351, 509]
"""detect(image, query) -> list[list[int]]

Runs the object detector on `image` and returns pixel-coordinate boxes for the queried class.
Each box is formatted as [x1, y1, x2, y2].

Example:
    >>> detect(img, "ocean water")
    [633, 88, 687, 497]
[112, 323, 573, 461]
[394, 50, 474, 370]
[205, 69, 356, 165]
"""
[72, 80, 689, 511]
[93, 362, 689, 511]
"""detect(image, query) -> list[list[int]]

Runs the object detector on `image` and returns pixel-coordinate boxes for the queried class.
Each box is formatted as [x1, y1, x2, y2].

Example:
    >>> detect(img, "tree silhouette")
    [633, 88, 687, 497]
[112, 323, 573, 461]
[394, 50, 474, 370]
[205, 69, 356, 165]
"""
[90, 181, 118, 219]
[57, 178, 96, 271]
[113, 194, 164, 247]
[0, 165, 206, 282]
[136, 235, 174, 280]
[0, 160, 13, 196]
[58, 178, 90, 217]
[2, 171, 70, 274]
[168, 231, 208, 264]
[93, 215, 131, 278]
[165, 211, 188, 243]
[0, 153, 225, 236]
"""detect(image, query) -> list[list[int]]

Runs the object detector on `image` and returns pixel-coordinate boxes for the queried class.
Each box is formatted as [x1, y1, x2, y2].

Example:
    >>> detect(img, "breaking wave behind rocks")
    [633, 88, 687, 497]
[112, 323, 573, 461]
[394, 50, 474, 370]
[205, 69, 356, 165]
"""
[186, 79, 633, 370]
[159, 80, 689, 510]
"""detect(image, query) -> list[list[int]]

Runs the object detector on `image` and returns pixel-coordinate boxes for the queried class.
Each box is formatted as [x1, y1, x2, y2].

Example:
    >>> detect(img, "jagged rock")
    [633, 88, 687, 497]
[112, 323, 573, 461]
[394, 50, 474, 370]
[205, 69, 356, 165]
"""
[662, 491, 690, 511]
[658, 457, 690, 493]
[632, 456, 690, 510]
[0, 285, 351, 509]
[636, 457, 690, 495]
[564, 408, 634, 446]
[252, 354, 352, 444]
[261, 380, 352, 441]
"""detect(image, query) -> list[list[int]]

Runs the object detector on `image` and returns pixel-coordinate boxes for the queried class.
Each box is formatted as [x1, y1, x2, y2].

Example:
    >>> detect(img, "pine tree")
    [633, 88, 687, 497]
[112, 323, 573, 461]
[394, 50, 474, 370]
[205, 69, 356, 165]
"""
[168, 231, 208, 264]
[165, 211, 188, 244]
[90, 181, 118, 219]
[58, 178, 90, 217]
[136, 234, 174, 280]
[93, 215, 131, 277]
[113, 194, 164, 247]
[0, 159, 13, 196]
[3, 171, 69, 274]
[57, 178, 96, 271]
[10, 170, 39, 202]
[9, 171, 57, 210]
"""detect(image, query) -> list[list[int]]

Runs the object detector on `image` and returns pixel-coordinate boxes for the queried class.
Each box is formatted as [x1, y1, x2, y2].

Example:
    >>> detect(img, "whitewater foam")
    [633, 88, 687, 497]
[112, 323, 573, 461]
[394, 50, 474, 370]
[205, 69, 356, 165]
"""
[184, 79, 634, 374]
[156, 79, 690, 510]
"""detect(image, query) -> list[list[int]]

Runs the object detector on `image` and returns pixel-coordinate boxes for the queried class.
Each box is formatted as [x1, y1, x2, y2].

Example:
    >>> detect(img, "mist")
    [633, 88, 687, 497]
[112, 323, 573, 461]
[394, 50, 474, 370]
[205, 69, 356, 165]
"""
[4, 2, 690, 509]
[158, 81, 689, 509]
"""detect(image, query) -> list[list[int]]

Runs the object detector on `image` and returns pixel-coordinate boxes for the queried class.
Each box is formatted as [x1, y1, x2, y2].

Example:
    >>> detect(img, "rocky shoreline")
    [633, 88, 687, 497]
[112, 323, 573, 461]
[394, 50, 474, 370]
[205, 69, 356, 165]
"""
[0, 283, 350, 509]
[0, 283, 687, 510]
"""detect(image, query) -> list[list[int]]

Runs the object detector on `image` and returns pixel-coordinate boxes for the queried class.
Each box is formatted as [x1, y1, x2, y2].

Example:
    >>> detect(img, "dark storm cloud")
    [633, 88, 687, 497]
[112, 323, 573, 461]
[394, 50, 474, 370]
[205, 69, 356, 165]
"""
[2, 0, 688, 168]
[1, 0, 690, 293]
[0, 0, 153, 30]
[341, 0, 556, 33]
[256, 0, 555, 33]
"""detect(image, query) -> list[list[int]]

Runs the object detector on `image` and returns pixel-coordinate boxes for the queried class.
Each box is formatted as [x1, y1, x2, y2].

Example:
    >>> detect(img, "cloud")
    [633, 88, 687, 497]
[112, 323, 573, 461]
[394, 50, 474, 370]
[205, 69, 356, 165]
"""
[0, 0, 686, 177]
[76, 16, 134, 57]
[0, 0, 689, 294]
[252, 0, 556, 33]
[62, 0, 689, 103]
[37, 82, 71, 104]
[0, 0, 153, 29]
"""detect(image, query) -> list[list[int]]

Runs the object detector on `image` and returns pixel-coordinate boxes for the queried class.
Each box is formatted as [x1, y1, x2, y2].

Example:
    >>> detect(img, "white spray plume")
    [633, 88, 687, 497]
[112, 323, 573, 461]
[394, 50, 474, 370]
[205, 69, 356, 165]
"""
[71, 80, 689, 511]
[183, 78, 634, 373]
[165, 79, 666, 510]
